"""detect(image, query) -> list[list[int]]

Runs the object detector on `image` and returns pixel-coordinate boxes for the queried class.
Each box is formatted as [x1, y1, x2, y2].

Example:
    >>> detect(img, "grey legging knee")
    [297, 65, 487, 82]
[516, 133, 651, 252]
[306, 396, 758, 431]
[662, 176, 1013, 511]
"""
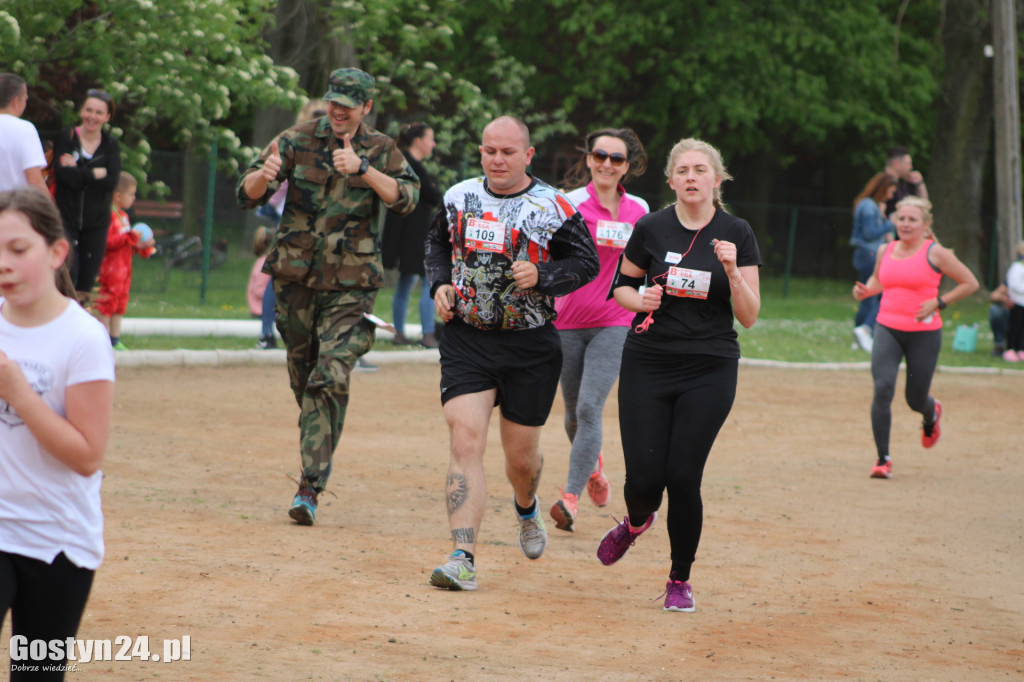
[558, 326, 628, 496]
[870, 324, 942, 459]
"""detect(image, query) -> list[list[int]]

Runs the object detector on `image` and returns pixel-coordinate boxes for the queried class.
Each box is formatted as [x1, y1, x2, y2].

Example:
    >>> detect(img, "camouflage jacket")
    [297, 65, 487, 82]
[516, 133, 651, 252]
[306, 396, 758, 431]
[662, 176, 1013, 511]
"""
[236, 119, 419, 290]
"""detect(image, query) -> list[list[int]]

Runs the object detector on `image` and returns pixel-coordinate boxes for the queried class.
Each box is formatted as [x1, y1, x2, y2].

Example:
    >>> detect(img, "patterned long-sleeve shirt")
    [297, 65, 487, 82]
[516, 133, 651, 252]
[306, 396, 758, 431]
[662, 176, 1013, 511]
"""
[424, 176, 599, 331]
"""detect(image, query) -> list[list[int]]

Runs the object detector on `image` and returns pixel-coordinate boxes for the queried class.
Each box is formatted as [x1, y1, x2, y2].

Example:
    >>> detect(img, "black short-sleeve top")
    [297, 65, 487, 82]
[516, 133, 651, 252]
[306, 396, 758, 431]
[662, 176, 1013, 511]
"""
[622, 206, 762, 357]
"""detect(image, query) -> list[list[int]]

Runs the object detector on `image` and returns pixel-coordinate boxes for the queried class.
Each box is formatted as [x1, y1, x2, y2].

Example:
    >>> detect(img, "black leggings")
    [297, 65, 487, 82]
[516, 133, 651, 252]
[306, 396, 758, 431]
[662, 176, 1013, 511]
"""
[0, 551, 94, 680]
[870, 324, 942, 460]
[618, 348, 737, 580]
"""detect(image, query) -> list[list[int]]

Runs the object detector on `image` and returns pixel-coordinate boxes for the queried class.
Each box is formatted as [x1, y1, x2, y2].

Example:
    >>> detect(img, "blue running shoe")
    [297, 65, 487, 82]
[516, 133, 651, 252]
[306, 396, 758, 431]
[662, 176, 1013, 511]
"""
[288, 485, 317, 526]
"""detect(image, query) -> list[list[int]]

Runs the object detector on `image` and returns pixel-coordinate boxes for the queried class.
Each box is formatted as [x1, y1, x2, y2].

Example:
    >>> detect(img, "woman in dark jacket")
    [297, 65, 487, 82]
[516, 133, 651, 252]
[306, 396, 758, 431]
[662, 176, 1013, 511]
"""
[382, 123, 443, 346]
[54, 88, 121, 303]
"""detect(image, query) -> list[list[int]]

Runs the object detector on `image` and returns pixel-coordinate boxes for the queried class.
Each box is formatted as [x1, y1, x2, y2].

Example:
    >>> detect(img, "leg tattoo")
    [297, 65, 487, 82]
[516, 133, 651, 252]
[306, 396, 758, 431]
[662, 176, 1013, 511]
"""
[451, 527, 475, 544]
[446, 472, 469, 516]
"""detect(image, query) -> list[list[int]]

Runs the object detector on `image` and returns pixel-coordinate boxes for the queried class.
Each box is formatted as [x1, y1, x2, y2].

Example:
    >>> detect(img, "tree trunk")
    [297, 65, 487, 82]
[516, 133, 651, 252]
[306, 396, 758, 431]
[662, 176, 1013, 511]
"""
[253, 0, 355, 147]
[927, 0, 993, 279]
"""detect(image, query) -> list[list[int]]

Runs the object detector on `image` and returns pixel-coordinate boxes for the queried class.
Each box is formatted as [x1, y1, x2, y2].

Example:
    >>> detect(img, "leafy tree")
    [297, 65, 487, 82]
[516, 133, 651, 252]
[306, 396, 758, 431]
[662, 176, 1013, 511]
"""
[0, 0, 301, 193]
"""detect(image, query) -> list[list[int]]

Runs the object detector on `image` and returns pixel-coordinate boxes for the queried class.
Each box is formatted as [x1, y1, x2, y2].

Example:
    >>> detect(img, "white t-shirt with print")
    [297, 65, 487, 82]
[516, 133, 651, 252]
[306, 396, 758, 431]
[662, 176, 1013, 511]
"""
[0, 299, 115, 569]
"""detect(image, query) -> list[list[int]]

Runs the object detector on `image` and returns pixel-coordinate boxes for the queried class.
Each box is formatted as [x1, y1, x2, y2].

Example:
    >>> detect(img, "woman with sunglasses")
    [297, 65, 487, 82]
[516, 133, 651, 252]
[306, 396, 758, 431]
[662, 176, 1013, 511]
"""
[53, 88, 122, 304]
[548, 129, 648, 533]
[597, 138, 761, 612]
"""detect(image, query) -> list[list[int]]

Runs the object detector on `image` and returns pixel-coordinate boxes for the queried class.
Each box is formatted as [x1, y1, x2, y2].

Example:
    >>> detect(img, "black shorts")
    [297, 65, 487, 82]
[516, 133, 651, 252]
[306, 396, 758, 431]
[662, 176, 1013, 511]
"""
[439, 318, 562, 426]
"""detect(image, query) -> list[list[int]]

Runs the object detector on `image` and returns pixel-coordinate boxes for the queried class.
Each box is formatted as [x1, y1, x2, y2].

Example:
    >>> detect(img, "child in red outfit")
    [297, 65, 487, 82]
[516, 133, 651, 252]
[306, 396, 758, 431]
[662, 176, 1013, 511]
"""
[95, 172, 154, 349]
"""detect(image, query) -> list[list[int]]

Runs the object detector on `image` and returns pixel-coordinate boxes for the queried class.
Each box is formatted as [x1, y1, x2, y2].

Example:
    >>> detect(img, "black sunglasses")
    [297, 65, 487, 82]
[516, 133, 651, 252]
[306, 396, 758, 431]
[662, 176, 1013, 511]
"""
[590, 149, 628, 167]
[86, 88, 112, 103]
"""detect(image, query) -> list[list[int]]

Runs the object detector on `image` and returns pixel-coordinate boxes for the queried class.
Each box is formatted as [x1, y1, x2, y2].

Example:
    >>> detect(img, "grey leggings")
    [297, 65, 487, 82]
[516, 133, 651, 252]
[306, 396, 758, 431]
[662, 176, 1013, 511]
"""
[870, 324, 942, 460]
[558, 326, 628, 496]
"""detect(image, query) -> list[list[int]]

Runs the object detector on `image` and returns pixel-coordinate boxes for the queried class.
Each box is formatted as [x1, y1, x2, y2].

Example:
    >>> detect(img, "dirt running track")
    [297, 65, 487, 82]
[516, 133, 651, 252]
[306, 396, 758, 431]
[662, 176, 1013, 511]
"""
[2, 361, 1023, 681]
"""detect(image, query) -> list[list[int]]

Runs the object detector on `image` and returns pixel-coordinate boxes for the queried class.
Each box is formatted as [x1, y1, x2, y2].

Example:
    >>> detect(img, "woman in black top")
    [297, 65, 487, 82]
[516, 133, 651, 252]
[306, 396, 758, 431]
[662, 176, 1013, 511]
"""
[53, 89, 121, 302]
[597, 138, 762, 612]
[382, 123, 443, 347]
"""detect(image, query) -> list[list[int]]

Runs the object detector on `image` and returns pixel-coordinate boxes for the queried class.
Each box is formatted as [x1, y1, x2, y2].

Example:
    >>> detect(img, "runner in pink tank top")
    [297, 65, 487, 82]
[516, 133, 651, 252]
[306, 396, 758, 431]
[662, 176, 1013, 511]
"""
[852, 197, 977, 479]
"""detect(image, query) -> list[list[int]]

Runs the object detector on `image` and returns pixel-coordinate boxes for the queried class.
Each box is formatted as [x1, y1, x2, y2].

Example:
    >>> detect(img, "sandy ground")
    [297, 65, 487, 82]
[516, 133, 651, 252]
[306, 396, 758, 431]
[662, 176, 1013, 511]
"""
[3, 361, 1023, 681]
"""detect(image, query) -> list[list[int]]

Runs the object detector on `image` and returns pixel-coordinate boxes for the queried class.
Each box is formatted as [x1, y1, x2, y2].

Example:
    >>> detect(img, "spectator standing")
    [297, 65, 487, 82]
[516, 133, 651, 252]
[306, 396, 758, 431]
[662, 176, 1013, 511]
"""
[383, 122, 443, 347]
[0, 74, 48, 193]
[850, 173, 896, 352]
[884, 145, 928, 218]
[94, 172, 154, 350]
[237, 68, 419, 526]
[988, 284, 1012, 357]
[53, 89, 121, 304]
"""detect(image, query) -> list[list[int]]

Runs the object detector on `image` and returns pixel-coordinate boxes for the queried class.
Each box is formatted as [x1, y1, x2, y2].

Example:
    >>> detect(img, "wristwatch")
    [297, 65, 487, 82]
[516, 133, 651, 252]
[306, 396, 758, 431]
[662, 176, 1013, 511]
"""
[936, 296, 947, 310]
[356, 157, 370, 176]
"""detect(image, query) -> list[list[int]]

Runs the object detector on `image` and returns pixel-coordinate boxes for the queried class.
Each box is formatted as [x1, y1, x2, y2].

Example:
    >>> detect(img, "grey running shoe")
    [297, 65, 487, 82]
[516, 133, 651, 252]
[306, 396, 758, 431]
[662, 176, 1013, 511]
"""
[516, 497, 548, 560]
[430, 551, 477, 591]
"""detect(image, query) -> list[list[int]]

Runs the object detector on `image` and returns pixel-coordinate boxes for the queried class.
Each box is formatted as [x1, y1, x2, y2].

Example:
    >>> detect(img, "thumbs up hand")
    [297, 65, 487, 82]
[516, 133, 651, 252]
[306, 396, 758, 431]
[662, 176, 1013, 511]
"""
[261, 140, 282, 182]
[332, 134, 359, 174]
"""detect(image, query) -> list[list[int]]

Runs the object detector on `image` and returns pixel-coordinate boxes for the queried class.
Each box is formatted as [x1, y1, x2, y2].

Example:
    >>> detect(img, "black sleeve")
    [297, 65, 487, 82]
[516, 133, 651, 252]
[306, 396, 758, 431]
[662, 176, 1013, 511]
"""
[423, 206, 453, 297]
[89, 134, 120, 193]
[535, 211, 600, 297]
[411, 158, 443, 209]
[53, 128, 86, 190]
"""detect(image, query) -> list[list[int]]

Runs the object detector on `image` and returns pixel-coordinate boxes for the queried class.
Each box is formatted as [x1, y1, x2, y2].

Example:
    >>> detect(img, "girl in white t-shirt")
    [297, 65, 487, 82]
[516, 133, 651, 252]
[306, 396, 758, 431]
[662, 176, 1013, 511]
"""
[0, 187, 115, 673]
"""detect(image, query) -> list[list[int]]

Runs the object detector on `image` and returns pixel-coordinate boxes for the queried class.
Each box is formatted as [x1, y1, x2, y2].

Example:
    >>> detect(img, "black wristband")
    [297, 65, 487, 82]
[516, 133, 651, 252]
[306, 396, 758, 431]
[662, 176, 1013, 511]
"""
[356, 157, 370, 176]
[936, 296, 947, 310]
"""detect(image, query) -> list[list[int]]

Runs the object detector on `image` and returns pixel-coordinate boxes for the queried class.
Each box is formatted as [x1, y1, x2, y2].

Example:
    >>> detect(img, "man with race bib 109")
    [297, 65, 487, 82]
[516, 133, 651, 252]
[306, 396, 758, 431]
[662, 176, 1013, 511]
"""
[424, 115, 599, 591]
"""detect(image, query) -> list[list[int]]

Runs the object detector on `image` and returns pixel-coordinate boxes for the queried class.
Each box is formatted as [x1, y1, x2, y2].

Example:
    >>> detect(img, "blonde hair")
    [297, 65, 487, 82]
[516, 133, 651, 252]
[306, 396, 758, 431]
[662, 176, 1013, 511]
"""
[894, 196, 933, 223]
[664, 138, 732, 209]
[115, 171, 137, 194]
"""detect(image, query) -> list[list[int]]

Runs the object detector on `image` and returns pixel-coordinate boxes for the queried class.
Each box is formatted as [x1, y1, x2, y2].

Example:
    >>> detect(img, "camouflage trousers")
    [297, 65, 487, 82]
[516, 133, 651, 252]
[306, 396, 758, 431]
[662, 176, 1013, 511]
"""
[274, 281, 377, 492]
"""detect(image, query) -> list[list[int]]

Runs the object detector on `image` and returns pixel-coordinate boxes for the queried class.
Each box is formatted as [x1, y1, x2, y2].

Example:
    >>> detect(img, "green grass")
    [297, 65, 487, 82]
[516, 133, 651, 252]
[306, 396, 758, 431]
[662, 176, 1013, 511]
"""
[120, 250, 1005, 367]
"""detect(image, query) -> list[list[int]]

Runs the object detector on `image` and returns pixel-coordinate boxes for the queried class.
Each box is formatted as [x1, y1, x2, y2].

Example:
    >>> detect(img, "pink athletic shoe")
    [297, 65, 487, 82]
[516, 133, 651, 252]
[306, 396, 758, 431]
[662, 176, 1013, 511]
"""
[663, 576, 695, 612]
[597, 513, 656, 565]
[921, 400, 942, 449]
[586, 453, 611, 507]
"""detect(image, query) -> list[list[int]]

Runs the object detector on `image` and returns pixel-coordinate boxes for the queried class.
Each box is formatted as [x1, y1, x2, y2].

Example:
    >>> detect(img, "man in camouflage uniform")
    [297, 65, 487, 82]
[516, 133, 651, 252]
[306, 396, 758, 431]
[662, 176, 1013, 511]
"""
[237, 68, 420, 526]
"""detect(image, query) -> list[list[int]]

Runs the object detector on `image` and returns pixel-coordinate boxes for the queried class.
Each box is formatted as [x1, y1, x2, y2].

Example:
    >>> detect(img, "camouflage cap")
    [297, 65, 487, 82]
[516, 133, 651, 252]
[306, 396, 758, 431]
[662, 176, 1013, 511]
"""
[323, 68, 375, 108]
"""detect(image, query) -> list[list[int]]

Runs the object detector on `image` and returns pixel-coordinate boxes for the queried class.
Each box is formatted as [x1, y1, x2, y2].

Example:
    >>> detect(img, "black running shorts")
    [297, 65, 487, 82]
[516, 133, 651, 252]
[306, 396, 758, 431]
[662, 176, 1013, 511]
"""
[438, 318, 562, 427]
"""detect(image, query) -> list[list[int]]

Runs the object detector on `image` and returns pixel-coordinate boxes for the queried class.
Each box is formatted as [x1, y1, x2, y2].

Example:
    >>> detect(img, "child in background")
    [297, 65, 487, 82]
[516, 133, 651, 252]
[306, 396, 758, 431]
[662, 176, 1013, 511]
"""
[0, 187, 115, 674]
[249, 225, 276, 349]
[95, 172, 154, 350]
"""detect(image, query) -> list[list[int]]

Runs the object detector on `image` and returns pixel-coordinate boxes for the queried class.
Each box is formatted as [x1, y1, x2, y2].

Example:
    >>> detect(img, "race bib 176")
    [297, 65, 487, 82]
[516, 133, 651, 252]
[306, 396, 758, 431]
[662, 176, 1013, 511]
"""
[595, 220, 632, 249]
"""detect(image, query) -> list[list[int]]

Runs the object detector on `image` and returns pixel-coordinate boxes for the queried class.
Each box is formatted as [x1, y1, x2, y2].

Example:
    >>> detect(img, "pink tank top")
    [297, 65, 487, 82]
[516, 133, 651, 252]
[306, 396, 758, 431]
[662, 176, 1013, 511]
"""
[876, 240, 943, 332]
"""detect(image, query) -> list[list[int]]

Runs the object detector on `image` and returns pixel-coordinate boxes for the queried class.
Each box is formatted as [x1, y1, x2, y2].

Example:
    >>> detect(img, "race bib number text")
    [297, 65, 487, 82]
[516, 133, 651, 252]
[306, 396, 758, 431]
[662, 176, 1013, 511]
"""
[595, 220, 633, 248]
[665, 267, 711, 299]
[465, 218, 507, 254]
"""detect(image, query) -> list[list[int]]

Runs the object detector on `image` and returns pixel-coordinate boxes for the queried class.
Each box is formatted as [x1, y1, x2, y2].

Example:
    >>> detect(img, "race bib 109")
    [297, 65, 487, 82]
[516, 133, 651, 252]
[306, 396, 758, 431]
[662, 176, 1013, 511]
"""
[464, 217, 507, 254]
